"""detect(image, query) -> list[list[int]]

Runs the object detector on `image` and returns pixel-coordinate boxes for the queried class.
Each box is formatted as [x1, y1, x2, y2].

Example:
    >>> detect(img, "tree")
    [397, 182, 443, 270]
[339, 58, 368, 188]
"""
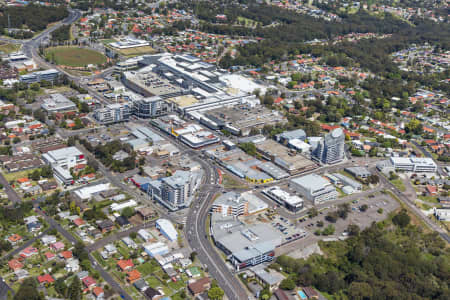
[14, 278, 42, 300]
[348, 282, 373, 300]
[190, 251, 197, 261]
[307, 207, 318, 218]
[208, 287, 224, 300]
[347, 224, 360, 236]
[392, 210, 410, 228]
[279, 278, 296, 290]
[360, 204, 368, 212]
[30, 169, 41, 181]
[325, 211, 338, 223]
[322, 224, 335, 236]
[68, 276, 81, 300]
[121, 207, 135, 218]
[337, 203, 350, 219]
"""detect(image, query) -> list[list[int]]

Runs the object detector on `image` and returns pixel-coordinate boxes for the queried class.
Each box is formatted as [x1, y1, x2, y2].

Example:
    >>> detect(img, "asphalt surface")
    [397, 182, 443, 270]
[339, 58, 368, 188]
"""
[0, 173, 21, 204]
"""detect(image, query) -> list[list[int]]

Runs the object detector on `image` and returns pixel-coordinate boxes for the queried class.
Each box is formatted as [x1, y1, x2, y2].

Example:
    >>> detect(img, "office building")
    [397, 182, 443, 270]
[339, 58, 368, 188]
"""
[42, 146, 86, 169]
[41, 94, 77, 113]
[313, 128, 345, 164]
[290, 174, 338, 205]
[211, 214, 281, 270]
[262, 186, 304, 212]
[211, 191, 268, 217]
[389, 157, 437, 173]
[20, 69, 59, 84]
[94, 103, 131, 124]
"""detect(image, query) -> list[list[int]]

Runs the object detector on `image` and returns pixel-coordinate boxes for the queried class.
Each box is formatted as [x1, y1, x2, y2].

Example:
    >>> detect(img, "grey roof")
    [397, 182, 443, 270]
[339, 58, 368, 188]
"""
[276, 129, 306, 141]
[345, 166, 371, 177]
[215, 223, 281, 262]
[251, 265, 285, 286]
[258, 162, 289, 180]
[132, 126, 164, 143]
[291, 174, 331, 192]
[162, 170, 191, 188]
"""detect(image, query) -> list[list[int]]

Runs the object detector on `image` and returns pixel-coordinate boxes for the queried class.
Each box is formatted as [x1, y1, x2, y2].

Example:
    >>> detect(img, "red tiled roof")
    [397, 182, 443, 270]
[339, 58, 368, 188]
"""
[38, 274, 54, 284]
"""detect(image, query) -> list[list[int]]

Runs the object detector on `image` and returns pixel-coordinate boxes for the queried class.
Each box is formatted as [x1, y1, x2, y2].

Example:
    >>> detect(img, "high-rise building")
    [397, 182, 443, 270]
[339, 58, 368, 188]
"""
[314, 128, 345, 164]
[158, 170, 202, 211]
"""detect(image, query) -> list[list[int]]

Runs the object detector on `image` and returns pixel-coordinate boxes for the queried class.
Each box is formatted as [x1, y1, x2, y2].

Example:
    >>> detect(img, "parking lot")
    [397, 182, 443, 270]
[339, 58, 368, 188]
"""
[276, 192, 400, 256]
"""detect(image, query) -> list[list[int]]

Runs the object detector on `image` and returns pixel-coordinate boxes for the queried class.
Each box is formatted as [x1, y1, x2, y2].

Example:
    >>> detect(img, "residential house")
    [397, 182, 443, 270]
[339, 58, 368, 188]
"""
[41, 235, 57, 245]
[20, 246, 38, 258]
[38, 274, 55, 285]
[15, 269, 29, 281]
[98, 219, 115, 233]
[117, 259, 134, 271]
[144, 287, 161, 299]
[65, 258, 80, 272]
[82, 276, 97, 289]
[127, 269, 141, 283]
[93, 286, 104, 299]
[188, 277, 211, 296]
[8, 259, 23, 271]
[51, 242, 65, 251]
[59, 251, 73, 260]
[8, 234, 22, 245]
[133, 278, 149, 292]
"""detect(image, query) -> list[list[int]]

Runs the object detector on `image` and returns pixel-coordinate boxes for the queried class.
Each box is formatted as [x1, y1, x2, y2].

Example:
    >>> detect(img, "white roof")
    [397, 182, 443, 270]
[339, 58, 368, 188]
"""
[74, 183, 111, 200]
[110, 200, 137, 211]
[156, 218, 178, 241]
[47, 146, 82, 160]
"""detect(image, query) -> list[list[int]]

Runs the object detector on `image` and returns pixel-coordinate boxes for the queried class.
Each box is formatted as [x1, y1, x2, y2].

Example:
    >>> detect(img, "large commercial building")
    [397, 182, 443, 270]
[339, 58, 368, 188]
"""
[94, 103, 131, 124]
[211, 214, 281, 270]
[196, 104, 286, 136]
[313, 128, 345, 164]
[41, 94, 77, 113]
[255, 140, 317, 175]
[20, 69, 60, 84]
[290, 174, 338, 205]
[42, 146, 86, 170]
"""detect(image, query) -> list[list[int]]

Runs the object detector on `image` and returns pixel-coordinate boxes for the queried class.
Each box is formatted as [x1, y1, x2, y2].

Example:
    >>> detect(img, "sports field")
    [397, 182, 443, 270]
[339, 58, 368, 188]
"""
[115, 45, 156, 56]
[45, 46, 107, 67]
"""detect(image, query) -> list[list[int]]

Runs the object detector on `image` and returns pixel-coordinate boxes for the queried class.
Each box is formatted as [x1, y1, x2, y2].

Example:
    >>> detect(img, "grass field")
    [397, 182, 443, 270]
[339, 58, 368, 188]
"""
[114, 45, 156, 57]
[0, 43, 20, 54]
[390, 178, 406, 192]
[45, 46, 107, 67]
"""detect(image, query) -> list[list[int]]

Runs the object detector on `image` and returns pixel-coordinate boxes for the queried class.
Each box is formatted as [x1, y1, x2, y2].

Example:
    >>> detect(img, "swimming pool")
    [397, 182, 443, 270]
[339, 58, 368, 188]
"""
[298, 290, 307, 299]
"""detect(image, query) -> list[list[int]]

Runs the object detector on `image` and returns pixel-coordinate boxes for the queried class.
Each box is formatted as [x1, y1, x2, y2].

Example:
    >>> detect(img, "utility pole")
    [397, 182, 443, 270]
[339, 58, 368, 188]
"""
[7, 14, 10, 30]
